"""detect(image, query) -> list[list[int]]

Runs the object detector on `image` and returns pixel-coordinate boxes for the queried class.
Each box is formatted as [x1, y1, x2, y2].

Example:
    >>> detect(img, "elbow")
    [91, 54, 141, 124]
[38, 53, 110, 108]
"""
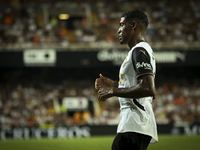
[147, 85, 156, 98]
[149, 88, 156, 98]
[142, 82, 156, 98]
[138, 86, 155, 98]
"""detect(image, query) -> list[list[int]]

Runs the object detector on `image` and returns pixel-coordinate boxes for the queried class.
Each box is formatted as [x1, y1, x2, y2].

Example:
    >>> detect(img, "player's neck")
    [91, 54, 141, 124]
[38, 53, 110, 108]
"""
[137, 33, 145, 43]
[128, 37, 145, 49]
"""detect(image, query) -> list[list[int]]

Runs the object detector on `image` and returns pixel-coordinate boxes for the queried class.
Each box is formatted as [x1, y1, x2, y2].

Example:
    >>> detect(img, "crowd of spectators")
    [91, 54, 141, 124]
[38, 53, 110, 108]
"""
[0, 67, 200, 129]
[0, 68, 99, 128]
[0, 0, 200, 49]
[154, 71, 200, 126]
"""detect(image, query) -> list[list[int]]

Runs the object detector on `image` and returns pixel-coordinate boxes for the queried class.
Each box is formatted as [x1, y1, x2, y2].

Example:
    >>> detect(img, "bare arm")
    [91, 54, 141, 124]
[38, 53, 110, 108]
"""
[97, 74, 156, 101]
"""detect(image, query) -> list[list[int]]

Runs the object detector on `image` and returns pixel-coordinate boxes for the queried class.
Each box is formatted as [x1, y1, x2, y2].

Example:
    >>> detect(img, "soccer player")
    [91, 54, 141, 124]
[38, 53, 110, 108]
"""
[95, 10, 158, 150]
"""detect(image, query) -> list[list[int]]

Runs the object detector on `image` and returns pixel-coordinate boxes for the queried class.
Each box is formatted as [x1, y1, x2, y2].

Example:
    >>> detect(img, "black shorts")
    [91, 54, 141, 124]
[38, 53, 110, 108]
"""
[112, 132, 151, 150]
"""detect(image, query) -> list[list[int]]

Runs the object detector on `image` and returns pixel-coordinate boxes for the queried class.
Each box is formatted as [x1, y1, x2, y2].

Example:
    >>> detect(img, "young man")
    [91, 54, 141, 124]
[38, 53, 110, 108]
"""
[95, 10, 158, 150]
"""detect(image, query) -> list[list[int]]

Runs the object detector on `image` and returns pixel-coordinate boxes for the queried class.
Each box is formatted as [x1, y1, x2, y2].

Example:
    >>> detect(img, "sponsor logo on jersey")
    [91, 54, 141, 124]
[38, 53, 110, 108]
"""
[136, 62, 152, 70]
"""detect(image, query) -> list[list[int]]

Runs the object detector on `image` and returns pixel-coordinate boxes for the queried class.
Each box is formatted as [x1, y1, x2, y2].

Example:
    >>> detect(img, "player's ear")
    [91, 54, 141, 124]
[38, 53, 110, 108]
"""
[131, 21, 137, 30]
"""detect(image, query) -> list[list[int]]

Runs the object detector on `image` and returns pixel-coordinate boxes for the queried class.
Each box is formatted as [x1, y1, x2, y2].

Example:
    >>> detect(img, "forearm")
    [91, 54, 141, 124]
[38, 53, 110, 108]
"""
[112, 78, 155, 99]
[112, 85, 153, 99]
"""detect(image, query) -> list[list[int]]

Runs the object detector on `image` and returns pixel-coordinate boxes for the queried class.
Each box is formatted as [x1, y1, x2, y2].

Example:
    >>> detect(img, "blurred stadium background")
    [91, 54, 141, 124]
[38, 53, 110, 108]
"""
[0, 0, 200, 149]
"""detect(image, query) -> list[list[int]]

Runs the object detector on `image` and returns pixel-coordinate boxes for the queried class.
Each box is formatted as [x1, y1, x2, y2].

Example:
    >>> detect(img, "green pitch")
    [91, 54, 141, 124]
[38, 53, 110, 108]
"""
[0, 135, 200, 150]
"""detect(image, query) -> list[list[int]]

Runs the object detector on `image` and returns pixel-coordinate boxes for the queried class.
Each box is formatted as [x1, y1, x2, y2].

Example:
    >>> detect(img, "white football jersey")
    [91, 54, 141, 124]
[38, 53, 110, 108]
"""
[117, 42, 158, 143]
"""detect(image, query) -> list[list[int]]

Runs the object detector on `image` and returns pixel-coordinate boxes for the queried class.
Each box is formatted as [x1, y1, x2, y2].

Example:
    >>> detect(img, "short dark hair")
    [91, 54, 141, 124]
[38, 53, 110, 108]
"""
[121, 10, 148, 29]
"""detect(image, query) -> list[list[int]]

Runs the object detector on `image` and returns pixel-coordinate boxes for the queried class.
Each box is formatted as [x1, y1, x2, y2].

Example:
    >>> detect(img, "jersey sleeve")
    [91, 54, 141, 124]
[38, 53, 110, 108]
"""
[132, 47, 153, 78]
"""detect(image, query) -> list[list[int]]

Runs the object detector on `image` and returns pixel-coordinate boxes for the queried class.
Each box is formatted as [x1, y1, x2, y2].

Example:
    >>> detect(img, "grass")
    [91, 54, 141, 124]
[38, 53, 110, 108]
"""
[0, 135, 200, 150]
[148, 135, 200, 150]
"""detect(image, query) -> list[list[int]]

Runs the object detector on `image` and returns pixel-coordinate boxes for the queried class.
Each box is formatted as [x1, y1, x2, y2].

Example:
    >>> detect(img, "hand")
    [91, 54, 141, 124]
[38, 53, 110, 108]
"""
[99, 74, 115, 87]
[95, 76, 104, 90]
[98, 86, 114, 101]
[95, 74, 114, 101]
[95, 74, 110, 90]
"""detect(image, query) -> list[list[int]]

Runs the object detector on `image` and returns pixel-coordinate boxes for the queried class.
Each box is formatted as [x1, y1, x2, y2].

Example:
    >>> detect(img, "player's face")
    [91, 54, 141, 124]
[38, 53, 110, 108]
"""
[117, 17, 132, 45]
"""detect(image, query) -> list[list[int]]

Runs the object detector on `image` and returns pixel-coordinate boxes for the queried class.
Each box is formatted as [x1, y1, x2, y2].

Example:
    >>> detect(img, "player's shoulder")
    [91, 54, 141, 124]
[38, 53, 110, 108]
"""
[128, 42, 153, 59]
[131, 42, 153, 56]
[135, 42, 152, 51]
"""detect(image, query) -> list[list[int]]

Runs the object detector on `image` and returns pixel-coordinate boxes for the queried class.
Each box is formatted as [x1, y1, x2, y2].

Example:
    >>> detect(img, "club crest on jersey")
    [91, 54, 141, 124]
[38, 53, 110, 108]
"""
[136, 62, 152, 70]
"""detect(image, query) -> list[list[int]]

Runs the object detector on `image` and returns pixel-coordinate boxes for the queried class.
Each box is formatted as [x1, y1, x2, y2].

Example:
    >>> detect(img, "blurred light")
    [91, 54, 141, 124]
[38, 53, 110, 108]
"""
[59, 14, 70, 20]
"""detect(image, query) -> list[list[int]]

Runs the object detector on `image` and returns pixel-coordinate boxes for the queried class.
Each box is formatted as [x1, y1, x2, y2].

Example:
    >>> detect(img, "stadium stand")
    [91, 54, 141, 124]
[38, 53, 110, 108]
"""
[0, 0, 200, 49]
